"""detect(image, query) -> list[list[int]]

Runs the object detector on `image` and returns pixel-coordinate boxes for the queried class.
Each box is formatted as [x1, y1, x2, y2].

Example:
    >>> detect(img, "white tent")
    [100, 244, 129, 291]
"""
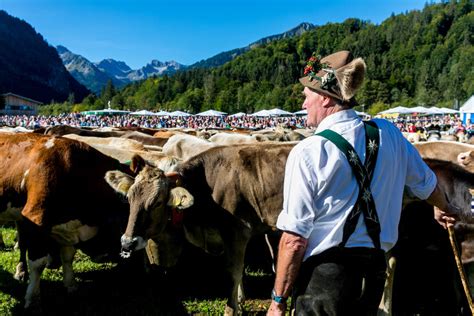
[267, 108, 293, 116]
[251, 109, 271, 117]
[460, 95, 474, 124]
[427, 107, 445, 115]
[440, 107, 460, 114]
[378, 106, 412, 114]
[129, 109, 159, 116]
[81, 108, 130, 115]
[168, 110, 192, 117]
[403, 106, 433, 114]
[154, 110, 171, 116]
[294, 109, 307, 115]
[196, 109, 227, 116]
[228, 112, 247, 117]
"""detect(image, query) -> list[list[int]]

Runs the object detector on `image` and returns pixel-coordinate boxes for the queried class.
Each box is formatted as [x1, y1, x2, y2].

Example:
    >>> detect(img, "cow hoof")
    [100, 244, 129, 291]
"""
[24, 295, 41, 311]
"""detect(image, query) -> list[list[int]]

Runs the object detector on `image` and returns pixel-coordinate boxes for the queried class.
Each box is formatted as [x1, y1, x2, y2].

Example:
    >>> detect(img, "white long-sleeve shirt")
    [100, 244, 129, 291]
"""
[276, 109, 436, 261]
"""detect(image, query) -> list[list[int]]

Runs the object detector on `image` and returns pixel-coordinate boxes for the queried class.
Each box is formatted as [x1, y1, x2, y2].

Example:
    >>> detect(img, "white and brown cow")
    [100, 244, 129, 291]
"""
[0, 133, 133, 308]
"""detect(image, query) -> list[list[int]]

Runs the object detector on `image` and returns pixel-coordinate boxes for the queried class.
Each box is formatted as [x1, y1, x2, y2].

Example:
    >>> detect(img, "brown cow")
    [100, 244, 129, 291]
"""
[415, 141, 474, 172]
[106, 143, 292, 315]
[0, 133, 133, 308]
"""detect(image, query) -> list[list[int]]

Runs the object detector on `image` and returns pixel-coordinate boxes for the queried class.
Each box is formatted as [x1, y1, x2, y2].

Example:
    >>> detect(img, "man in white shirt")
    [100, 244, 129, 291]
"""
[267, 51, 457, 316]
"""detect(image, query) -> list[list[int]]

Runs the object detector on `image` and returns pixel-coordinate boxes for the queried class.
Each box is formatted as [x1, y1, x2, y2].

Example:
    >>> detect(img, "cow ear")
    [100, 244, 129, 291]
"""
[167, 187, 194, 209]
[166, 171, 183, 188]
[130, 154, 146, 174]
[105, 170, 134, 196]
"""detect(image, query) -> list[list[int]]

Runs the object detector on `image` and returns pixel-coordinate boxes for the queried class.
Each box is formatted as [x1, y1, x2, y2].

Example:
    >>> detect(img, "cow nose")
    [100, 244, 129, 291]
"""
[120, 235, 137, 258]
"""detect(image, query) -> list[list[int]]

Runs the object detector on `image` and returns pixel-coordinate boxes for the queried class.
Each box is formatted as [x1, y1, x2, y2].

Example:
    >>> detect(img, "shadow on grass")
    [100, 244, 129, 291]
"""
[1, 235, 275, 315]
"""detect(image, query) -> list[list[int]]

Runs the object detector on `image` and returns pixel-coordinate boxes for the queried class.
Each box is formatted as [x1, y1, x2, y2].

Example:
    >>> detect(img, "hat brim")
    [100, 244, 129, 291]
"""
[299, 76, 358, 107]
[299, 76, 342, 101]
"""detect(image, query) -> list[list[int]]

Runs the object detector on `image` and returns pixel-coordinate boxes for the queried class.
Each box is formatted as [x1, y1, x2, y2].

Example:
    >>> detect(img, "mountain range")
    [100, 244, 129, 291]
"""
[0, 10, 89, 104]
[57, 22, 315, 94]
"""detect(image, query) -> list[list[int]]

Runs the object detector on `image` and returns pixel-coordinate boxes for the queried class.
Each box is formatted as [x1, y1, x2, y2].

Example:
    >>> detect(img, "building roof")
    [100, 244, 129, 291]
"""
[460, 95, 474, 112]
[2, 92, 43, 105]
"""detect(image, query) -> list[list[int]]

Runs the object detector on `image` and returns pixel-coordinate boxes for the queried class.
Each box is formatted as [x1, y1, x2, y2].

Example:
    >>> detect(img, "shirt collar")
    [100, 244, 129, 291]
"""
[315, 109, 361, 134]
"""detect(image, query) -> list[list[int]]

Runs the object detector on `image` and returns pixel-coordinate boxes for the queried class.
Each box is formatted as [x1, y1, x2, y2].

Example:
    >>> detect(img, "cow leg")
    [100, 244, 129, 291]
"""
[60, 245, 77, 293]
[378, 254, 396, 316]
[24, 255, 48, 308]
[224, 227, 251, 316]
[0, 231, 5, 249]
[14, 222, 28, 282]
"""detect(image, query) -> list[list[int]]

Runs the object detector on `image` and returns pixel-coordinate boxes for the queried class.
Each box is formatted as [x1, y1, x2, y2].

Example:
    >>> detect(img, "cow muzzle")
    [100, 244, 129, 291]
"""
[120, 234, 147, 258]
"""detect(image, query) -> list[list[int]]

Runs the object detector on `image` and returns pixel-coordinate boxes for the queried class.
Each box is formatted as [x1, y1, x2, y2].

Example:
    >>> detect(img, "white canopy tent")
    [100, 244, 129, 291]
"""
[195, 109, 227, 116]
[251, 109, 271, 117]
[154, 110, 171, 116]
[440, 107, 460, 114]
[81, 108, 130, 115]
[294, 109, 307, 115]
[129, 109, 159, 116]
[267, 108, 293, 116]
[460, 95, 474, 124]
[378, 106, 412, 115]
[404, 106, 433, 114]
[228, 112, 247, 117]
[168, 110, 192, 117]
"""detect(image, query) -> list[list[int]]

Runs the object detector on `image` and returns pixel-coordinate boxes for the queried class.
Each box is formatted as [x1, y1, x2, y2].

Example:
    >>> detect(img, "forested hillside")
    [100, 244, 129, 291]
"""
[52, 1, 473, 115]
[0, 11, 89, 103]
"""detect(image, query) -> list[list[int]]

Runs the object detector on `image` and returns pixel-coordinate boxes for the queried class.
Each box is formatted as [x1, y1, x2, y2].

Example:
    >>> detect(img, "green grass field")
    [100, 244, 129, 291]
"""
[0, 227, 277, 315]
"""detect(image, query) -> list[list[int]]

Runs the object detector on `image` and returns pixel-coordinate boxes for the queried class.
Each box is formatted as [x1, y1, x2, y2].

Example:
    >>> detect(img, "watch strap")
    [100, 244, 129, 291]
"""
[271, 289, 287, 304]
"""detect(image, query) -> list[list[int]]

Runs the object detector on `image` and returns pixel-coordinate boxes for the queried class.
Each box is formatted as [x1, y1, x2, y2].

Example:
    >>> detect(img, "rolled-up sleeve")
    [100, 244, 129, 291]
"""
[276, 146, 317, 239]
[404, 138, 437, 200]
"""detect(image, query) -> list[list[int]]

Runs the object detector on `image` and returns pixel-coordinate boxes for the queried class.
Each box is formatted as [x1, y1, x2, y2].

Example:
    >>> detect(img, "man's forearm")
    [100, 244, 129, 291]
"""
[273, 231, 308, 298]
[267, 231, 307, 315]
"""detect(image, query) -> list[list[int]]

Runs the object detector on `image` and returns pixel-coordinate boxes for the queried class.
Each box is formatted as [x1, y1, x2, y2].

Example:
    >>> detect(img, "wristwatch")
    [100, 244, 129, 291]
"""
[271, 289, 287, 304]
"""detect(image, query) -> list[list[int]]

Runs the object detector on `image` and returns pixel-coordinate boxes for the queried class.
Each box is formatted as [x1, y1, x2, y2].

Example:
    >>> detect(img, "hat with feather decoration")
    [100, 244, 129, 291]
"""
[299, 50, 366, 106]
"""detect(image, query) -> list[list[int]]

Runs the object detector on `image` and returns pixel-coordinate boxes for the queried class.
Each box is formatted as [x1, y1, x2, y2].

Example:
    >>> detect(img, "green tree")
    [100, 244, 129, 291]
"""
[101, 80, 116, 106]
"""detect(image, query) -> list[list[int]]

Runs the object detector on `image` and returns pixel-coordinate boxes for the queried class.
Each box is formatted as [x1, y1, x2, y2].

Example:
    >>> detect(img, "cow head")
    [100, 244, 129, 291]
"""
[457, 150, 474, 173]
[426, 159, 474, 223]
[105, 155, 194, 259]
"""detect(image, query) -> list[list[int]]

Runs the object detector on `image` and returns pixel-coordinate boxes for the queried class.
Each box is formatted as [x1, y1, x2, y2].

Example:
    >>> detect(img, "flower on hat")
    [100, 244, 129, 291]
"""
[303, 52, 337, 90]
[303, 53, 325, 79]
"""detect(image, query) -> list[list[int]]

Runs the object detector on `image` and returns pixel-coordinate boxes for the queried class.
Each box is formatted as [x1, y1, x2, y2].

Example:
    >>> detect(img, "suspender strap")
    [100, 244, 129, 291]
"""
[316, 121, 381, 249]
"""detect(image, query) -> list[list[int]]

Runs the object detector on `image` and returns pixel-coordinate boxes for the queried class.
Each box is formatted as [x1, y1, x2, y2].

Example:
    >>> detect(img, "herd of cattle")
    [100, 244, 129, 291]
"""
[0, 124, 473, 315]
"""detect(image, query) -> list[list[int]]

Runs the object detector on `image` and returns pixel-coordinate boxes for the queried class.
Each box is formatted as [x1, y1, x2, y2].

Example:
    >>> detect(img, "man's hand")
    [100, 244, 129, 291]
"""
[434, 206, 457, 229]
[267, 301, 286, 316]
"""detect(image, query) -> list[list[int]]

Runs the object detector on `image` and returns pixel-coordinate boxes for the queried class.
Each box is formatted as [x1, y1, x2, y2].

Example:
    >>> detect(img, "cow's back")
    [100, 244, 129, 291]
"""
[0, 133, 129, 227]
[178, 143, 295, 231]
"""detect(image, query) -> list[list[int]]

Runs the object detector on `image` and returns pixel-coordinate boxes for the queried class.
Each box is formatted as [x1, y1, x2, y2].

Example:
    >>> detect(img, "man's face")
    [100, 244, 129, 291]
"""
[302, 87, 327, 127]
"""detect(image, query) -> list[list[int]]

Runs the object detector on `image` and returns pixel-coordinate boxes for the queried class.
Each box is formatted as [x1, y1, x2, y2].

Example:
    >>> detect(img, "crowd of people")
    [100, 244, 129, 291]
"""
[1, 112, 473, 139]
[0, 112, 308, 130]
[388, 115, 474, 139]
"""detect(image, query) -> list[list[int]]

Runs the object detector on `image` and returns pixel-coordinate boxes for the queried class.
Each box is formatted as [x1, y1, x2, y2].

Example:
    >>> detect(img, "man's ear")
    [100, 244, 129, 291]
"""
[321, 94, 335, 108]
[105, 170, 135, 196]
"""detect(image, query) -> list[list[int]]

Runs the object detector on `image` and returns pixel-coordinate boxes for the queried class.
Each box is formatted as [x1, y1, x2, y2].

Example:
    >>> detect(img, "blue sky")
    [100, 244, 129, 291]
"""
[0, 0, 435, 69]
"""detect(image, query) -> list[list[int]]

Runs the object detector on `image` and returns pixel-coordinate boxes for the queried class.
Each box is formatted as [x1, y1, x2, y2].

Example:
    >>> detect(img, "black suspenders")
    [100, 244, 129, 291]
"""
[316, 121, 381, 249]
